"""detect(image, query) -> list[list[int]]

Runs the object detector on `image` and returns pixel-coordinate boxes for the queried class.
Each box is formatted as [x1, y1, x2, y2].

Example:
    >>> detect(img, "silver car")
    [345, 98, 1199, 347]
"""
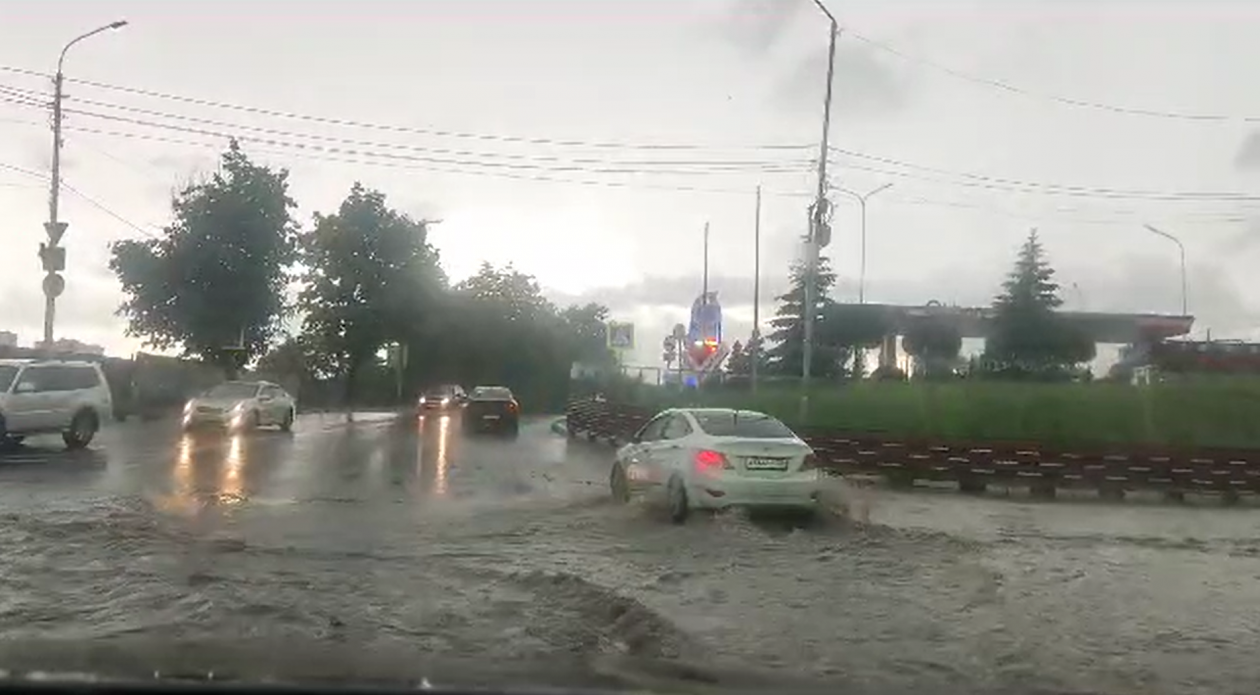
[182, 380, 296, 432]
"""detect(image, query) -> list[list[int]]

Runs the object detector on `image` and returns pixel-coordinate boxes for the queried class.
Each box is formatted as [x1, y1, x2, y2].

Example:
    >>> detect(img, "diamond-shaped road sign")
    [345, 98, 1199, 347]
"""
[44, 221, 67, 246]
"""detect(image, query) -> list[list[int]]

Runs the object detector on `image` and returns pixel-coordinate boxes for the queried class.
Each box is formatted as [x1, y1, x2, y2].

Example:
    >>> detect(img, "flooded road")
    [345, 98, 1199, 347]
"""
[0, 412, 1258, 694]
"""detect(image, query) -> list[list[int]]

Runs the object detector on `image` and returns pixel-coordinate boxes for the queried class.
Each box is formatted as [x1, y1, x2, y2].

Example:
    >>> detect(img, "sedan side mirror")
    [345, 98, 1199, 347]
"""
[14, 382, 34, 394]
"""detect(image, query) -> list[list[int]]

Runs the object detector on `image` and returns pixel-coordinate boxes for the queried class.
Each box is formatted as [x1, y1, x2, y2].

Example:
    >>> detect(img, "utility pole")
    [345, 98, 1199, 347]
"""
[40, 20, 128, 350]
[752, 186, 762, 393]
[837, 182, 893, 304]
[803, 0, 838, 416]
[702, 221, 710, 301]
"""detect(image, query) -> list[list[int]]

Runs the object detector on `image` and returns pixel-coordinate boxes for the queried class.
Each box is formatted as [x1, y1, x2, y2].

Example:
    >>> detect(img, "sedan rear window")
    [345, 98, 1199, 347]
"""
[471, 387, 513, 400]
[692, 412, 796, 439]
[205, 382, 260, 399]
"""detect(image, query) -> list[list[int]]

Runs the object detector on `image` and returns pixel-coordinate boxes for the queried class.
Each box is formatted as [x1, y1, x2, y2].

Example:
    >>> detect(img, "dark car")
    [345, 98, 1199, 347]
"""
[463, 386, 519, 436]
[417, 384, 466, 412]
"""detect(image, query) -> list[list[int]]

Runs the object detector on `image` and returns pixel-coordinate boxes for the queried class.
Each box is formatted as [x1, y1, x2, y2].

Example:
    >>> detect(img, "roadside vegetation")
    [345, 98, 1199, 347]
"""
[108, 141, 615, 412]
[612, 378, 1260, 450]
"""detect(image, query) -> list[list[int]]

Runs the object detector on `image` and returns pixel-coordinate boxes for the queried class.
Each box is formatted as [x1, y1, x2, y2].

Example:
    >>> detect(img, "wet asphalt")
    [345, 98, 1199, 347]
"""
[0, 411, 1259, 695]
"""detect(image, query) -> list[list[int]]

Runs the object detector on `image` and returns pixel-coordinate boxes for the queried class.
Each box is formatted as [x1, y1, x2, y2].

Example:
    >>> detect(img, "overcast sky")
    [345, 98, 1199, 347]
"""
[2, 0, 1259, 368]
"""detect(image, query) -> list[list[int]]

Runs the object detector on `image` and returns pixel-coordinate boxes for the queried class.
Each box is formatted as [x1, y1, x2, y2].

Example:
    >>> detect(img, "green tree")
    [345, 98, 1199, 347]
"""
[559, 302, 613, 367]
[817, 303, 890, 378]
[765, 256, 839, 377]
[726, 340, 748, 375]
[109, 140, 298, 376]
[297, 183, 444, 403]
[984, 230, 1096, 376]
[726, 332, 768, 377]
[903, 318, 963, 379]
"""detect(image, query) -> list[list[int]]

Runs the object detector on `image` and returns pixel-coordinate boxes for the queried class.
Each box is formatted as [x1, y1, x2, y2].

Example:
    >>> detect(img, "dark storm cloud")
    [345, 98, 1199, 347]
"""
[719, 0, 809, 55]
[773, 39, 909, 117]
[550, 254, 1260, 341]
[546, 272, 790, 313]
[714, 0, 909, 117]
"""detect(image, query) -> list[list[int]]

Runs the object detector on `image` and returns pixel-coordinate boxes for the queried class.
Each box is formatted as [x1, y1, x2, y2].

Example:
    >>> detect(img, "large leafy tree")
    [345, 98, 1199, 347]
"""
[109, 140, 298, 375]
[765, 256, 841, 378]
[726, 332, 768, 377]
[559, 302, 614, 367]
[817, 303, 890, 378]
[903, 317, 963, 379]
[297, 183, 444, 399]
[984, 230, 1095, 375]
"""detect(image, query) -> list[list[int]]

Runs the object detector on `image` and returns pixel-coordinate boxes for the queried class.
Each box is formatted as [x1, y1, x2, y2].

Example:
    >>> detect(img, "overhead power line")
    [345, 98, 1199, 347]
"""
[845, 29, 1259, 124]
[0, 159, 156, 237]
[829, 147, 1260, 202]
[0, 67, 814, 152]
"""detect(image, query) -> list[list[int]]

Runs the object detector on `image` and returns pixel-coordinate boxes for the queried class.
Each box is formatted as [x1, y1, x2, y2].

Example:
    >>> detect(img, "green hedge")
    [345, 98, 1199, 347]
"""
[617, 378, 1260, 450]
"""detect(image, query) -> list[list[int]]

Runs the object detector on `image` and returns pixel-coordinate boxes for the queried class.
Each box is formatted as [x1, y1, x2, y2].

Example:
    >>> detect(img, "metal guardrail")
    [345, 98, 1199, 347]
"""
[564, 397, 1260, 501]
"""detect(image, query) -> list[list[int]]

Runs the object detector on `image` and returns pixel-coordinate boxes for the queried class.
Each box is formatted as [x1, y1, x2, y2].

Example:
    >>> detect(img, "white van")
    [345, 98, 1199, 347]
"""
[0, 359, 113, 449]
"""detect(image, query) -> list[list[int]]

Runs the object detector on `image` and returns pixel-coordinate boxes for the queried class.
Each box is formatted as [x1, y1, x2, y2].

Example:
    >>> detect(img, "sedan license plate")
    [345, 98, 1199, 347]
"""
[482, 414, 501, 420]
[745, 457, 788, 471]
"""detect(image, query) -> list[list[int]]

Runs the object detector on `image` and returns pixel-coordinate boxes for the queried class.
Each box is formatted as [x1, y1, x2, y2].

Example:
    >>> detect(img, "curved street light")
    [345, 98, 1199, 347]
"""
[1143, 223, 1188, 317]
[41, 20, 128, 348]
[836, 182, 894, 304]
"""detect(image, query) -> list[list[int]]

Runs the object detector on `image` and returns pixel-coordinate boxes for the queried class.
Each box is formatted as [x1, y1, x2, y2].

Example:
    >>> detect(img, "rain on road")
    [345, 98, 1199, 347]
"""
[0, 412, 1259, 694]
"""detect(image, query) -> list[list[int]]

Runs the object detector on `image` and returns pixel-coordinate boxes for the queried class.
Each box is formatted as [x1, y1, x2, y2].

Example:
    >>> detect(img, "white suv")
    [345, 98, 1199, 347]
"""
[0, 359, 113, 449]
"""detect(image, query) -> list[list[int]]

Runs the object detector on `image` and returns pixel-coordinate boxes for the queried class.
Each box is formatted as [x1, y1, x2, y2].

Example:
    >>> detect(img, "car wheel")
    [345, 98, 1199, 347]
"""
[666, 476, 689, 525]
[280, 409, 294, 432]
[63, 409, 99, 450]
[610, 462, 630, 504]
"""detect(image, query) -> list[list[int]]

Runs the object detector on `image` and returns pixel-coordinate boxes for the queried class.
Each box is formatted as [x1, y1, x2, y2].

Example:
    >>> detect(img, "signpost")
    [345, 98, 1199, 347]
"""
[607, 321, 635, 351]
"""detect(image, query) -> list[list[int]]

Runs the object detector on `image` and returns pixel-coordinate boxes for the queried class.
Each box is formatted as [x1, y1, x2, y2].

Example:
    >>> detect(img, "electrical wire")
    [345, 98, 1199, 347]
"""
[0, 160, 157, 238]
[845, 29, 1258, 124]
[16, 68, 817, 152]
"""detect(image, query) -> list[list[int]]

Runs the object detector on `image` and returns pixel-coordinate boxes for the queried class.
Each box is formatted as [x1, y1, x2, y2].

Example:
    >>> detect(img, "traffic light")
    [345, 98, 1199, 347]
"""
[662, 335, 677, 365]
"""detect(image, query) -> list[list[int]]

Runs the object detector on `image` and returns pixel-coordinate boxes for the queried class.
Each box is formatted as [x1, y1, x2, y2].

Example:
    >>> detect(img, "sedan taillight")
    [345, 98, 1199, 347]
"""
[694, 449, 730, 472]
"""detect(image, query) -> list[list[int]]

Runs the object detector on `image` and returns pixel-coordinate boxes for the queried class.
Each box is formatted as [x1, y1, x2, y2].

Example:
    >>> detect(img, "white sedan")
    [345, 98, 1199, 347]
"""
[610, 407, 822, 523]
[183, 380, 297, 432]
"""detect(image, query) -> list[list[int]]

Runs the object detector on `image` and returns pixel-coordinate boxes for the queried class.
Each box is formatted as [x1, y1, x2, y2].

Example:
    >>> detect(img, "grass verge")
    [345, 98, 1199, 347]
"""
[607, 378, 1260, 450]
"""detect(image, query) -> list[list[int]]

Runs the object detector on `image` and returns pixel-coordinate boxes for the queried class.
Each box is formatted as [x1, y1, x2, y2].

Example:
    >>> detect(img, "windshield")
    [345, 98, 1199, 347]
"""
[5, 5, 1252, 695]
[202, 382, 259, 400]
[0, 365, 18, 392]
[693, 412, 796, 439]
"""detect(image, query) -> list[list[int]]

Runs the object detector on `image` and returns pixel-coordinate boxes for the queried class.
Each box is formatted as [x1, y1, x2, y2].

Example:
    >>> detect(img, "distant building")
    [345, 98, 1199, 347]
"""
[0, 331, 16, 348]
[38, 338, 106, 355]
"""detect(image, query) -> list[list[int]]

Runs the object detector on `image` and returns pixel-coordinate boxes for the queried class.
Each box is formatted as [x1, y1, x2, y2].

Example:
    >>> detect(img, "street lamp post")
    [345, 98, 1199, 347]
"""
[41, 20, 128, 350]
[837, 182, 893, 304]
[1143, 223, 1188, 316]
[802, 0, 838, 412]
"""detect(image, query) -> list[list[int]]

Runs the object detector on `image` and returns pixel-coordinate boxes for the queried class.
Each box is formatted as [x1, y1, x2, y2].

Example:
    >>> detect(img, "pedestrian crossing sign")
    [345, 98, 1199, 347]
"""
[607, 322, 635, 351]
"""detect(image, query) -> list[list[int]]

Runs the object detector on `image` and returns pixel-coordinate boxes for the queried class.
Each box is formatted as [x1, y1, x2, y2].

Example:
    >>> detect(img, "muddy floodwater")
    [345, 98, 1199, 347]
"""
[0, 413, 1256, 694]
